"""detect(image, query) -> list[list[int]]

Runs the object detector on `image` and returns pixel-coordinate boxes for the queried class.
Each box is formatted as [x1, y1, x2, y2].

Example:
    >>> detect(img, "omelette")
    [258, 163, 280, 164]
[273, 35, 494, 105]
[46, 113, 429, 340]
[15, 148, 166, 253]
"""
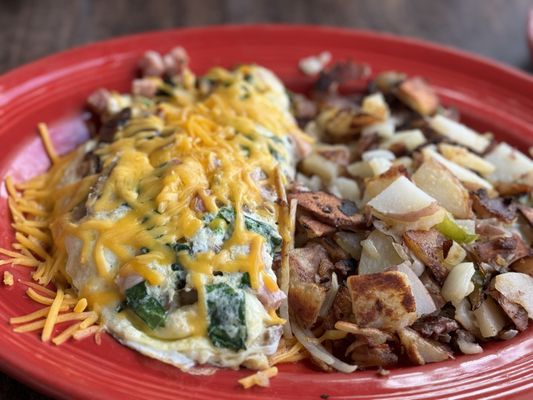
[25, 61, 306, 371]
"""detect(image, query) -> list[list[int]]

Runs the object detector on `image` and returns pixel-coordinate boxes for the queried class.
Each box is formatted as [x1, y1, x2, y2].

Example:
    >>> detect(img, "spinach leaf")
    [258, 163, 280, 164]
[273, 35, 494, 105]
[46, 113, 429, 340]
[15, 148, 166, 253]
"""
[216, 206, 236, 224]
[125, 281, 166, 330]
[213, 207, 281, 254]
[244, 215, 282, 254]
[170, 242, 191, 254]
[171, 262, 187, 290]
[239, 272, 251, 288]
[268, 145, 283, 162]
[205, 283, 247, 351]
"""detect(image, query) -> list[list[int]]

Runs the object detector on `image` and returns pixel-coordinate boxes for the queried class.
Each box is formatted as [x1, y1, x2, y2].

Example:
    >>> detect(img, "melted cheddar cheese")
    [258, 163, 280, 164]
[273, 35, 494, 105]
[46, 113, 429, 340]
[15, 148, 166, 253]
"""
[13, 64, 308, 370]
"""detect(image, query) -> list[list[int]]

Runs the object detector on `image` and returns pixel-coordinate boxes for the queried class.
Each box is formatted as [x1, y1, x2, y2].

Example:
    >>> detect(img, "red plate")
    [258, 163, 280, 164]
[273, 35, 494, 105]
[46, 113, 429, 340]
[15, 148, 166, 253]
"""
[1, 25, 533, 400]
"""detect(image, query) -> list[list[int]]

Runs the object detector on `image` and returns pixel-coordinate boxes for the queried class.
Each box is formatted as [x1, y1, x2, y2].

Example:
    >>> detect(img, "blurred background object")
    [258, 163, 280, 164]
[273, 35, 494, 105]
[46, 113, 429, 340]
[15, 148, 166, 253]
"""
[0, 0, 531, 398]
[0, 0, 532, 74]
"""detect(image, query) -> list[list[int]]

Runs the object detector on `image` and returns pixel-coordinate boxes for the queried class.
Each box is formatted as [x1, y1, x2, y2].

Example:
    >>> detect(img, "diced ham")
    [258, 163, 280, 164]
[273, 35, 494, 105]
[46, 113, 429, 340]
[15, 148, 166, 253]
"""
[87, 89, 111, 115]
[163, 46, 190, 76]
[132, 78, 159, 97]
[139, 50, 165, 77]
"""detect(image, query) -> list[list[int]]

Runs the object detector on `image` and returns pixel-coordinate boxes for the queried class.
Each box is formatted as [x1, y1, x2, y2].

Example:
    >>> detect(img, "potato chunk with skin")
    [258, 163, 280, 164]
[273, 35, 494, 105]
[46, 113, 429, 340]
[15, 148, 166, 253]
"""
[412, 158, 472, 219]
[289, 282, 326, 329]
[288, 244, 331, 328]
[367, 176, 446, 232]
[347, 271, 417, 331]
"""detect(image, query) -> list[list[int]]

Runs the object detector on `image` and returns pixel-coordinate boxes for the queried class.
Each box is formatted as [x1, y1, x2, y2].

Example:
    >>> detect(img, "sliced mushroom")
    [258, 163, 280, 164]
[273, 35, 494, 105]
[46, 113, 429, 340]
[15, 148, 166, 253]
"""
[471, 189, 516, 223]
[510, 256, 533, 277]
[493, 272, 533, 319]
[470, 234, 530, 268]
[288, 191, 367, 231]
[403, 230, 450, 284]
[297, 212, 336, 238]
[411, 315, 459, 342]
[350, 343, 398, 367]
[489, 283, 529, 331]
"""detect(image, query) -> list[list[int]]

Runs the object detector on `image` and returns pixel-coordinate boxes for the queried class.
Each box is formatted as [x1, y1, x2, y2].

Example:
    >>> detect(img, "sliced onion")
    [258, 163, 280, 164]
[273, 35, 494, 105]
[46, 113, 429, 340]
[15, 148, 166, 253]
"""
[392, 242, 410, 261]
[457, 339, 483, 355]
[279, 198, 298, 339]
[319, 273, 339, 317]
[292, 321, 357, 373]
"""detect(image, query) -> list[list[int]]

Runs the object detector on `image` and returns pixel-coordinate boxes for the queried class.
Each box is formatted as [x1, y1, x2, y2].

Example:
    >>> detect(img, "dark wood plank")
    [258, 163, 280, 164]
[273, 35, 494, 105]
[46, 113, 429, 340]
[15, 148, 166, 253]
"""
[0, 0, 531, 398]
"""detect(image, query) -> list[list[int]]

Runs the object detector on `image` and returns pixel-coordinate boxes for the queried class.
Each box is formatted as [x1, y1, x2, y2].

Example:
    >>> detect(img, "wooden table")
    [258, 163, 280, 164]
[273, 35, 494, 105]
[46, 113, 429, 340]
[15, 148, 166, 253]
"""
[0, 0, 531, 398]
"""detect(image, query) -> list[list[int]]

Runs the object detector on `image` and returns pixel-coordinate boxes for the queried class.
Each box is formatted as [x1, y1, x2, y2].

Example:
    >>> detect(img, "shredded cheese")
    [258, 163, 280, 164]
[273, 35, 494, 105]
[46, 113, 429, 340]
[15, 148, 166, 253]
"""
[37, 123, 58, 164]
[74, 298, 88, 313]
[41, 288, 64, 341]
[238, 367, 278, 389]
[3, 271, 14, 286]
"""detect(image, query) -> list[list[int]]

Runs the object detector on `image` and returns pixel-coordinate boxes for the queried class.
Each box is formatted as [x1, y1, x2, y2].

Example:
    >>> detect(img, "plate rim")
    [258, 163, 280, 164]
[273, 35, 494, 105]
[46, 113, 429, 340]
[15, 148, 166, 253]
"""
[1, 24, 533, 400]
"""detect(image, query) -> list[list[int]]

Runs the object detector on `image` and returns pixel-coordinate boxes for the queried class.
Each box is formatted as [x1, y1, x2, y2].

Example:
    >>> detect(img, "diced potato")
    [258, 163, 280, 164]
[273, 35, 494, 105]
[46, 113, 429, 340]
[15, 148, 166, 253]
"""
[392, 262, 437, 317]
[361, 119, 395, 139]
[359, 230, 405, 274]
[412, 157, 472, 219]
[316, 108, 356, 139]
[300, 153, 339, 184]
[296, 173, 322, 191]
[373, 71, 406, 93]
[362, 166, 406, 204]
[298, 51, 331, 75]
[361, 92, 390, 121]
[473, 297, 507, 338]
[441, 262, 475, 305]
[438, 143, 495, 176]
[422, 148, 493, 190]
[367, 176, 446, 231]
[347, 160, 374, 178]
[443, 241, 467, 270]
[368, 158, 393, 176]
[347, 271, 417, 331]
[392, 157, 413, 171]
[454, 298, 480, 335]
[330, 177, 360, 202]
[362, 149, 396, 161]
[334, 231, 364, 260]
[485, 143, 533, 187]
[493, 272, 533, 318]
[380, 129, 427, 152]
[429, 114, 490, 153]
[315, 144, 351, 166]
[395, 77, 439, 116]
[398, 327, 452, 365]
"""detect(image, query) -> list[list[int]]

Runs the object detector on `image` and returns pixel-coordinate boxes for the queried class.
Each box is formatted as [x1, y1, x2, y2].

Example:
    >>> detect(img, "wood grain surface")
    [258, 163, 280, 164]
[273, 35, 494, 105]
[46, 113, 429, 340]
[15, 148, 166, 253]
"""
[0, 0, 531, 398]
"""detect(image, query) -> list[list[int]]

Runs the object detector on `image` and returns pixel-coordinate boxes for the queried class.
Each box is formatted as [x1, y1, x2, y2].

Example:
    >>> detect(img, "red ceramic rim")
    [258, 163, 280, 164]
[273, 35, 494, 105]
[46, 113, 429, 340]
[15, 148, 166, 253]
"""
[0, 25, 533, 400]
